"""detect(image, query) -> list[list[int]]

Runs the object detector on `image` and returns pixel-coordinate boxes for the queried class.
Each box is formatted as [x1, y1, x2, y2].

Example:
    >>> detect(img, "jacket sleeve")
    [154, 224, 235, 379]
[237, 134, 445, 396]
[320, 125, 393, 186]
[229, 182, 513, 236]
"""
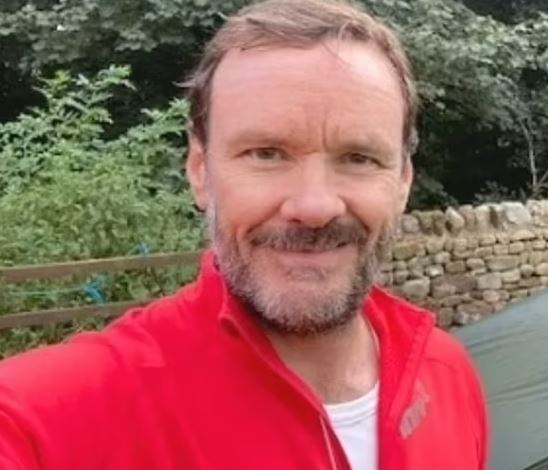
[473, 367, 489, 470]
[0, 407, 40, 470]
[0, 338, 128, 470]
[461, 350, 490, 470]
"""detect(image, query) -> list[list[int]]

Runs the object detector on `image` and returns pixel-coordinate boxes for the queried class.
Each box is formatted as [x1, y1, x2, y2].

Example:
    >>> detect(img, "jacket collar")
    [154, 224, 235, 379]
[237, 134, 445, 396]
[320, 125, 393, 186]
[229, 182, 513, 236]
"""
[195, 249, 435, 419]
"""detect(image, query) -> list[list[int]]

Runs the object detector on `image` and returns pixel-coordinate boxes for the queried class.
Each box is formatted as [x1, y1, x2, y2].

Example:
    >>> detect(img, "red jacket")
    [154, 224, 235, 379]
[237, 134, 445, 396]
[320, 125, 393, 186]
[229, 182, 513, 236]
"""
[0, 252, 488, 469]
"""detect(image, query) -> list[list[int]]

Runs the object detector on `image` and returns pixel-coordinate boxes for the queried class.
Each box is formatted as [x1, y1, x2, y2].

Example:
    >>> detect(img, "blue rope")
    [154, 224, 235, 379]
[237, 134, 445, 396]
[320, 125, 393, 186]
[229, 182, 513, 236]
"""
[9, 242, 151, 304]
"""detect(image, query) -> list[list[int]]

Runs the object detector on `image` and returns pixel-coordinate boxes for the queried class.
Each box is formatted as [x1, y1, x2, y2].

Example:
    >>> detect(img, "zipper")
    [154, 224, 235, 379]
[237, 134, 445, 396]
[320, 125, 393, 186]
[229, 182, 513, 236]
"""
[320, 415, 339, 470]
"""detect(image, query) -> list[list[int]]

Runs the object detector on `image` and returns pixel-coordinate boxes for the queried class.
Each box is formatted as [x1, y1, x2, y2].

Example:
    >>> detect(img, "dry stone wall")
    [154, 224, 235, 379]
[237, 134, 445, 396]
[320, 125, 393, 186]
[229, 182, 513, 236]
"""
[380, 200, 548, 328]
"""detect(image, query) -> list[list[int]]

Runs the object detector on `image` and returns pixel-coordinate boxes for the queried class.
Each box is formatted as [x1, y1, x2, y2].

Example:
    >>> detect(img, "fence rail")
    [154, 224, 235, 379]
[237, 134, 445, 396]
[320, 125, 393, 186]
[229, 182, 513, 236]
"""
[0, 250, 202, 330]
[0, 251, 202, 283]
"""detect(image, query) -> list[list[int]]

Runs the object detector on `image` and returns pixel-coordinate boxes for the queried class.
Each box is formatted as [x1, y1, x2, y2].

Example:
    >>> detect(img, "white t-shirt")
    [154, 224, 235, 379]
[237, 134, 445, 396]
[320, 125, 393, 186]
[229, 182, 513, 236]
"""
[324, 382, 379, 470]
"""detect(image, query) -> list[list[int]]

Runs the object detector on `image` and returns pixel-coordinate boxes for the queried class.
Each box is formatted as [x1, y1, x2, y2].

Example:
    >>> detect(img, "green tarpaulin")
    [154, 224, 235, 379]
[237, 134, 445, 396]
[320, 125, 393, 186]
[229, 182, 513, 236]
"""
[456, 291, 548, 470]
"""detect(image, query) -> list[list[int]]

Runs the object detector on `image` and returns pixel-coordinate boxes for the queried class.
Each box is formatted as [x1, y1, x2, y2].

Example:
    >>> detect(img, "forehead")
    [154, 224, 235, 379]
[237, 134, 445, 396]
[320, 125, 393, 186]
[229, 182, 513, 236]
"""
[208, 40, 405, 152]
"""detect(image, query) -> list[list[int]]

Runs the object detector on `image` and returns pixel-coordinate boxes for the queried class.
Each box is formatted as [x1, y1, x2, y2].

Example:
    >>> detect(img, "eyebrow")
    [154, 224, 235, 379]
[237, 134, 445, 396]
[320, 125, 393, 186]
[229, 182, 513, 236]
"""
[224, 128, 299, 151]
[224, 128, 399, 160]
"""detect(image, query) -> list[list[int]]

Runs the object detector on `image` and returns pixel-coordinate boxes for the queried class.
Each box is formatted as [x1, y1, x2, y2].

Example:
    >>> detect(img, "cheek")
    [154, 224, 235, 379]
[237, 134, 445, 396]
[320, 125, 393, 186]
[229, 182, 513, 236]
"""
[345, 175, 406, 229]
[209, 167, 283, 239]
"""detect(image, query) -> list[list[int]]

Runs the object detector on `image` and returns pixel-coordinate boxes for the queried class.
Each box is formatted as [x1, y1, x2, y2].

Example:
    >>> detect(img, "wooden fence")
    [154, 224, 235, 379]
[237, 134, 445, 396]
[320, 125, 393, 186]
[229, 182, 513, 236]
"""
[0, 251, 202, 330]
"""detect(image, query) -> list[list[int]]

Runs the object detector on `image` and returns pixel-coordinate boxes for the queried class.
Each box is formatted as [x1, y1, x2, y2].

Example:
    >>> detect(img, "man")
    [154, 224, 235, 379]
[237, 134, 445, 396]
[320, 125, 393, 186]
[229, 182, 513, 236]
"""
[0, 0, 488, 469]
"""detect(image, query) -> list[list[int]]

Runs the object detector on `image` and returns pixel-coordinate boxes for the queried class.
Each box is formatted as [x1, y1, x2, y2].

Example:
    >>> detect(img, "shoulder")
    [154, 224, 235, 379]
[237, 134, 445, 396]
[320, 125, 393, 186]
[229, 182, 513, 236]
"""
[0, 288, 190, 401]
[425, 327, 475, 372]
[370, 286, 476, 374]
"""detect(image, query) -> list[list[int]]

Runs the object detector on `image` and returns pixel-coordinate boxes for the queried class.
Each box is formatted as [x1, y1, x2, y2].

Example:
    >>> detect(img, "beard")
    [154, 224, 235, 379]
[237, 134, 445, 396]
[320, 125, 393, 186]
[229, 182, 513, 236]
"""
[207, 205, 394, 336]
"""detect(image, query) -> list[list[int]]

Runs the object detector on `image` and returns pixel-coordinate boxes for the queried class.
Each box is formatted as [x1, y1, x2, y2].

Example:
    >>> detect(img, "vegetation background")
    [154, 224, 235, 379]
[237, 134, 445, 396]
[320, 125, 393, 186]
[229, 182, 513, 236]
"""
[1, 0, 547, 355]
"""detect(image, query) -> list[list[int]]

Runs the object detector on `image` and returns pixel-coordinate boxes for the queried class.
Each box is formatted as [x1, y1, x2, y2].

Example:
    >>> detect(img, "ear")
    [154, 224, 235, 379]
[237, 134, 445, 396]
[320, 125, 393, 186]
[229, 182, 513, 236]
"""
[396, 156, 414, 214]
[185, 133, 209, 210]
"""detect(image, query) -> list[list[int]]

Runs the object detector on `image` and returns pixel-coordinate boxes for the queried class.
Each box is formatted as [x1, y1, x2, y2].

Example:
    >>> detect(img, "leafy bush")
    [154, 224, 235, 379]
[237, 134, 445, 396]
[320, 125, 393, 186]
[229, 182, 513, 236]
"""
[0, 66, 204, 322]
[2, 0, 548, 207]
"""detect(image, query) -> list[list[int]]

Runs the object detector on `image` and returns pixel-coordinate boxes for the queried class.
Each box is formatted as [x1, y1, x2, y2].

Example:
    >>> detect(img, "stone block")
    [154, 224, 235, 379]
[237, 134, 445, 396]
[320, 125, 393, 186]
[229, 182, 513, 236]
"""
[378, 272, 393, 285]
[519, 277, 542, 288]
[483, 290, 501, 303]
[491, 205, 507, 229]
[454, 238, 469, 251]
[501, 269, 521, 284]
[394, 261, 407, 270]
[413, 211, 433, 233]
[501, 201, 532, 226]
[441, 294, 469, 308]
[475, 247, 493, 258]
[466, 258, 485, 270]
[510, 229, 536, 241]
[471, 268, 488, 276]
[401, 278, 431, 301]
[459, 205, 477, 231]
[437, 308, 455, 328]
[409, 268, 424, 279]
[443, 274, 477, 293]
[535, 263, 548, 276]
[527, 200, 548, 227]
[529, 251, 544, 266]
[467, 237, 479, 249]
[454, 311, 482, 326]
[508, 242, 525, 254]
[393, 241, 425, 261]
[446, 207, 465, 234]
[470, 290, 484, 300]
[479, 234, 497, 246]
[394, 270, 409, 285]
[477, 273, 502, 290]
[401, 214, 420, 234]
[432, 211, 446, 236]
[499, 290, 510, 301]
[453, 250, 473, 260]
[496, 232, 510, 244]
[531, 240, 547, 250]
[486, 255, 520, 272]
[433, 252, 451, 265]
[446, 261, 466, 274]
[456, 300, 494, 316]
[492, 301, 508, 311]
[430, 280, 456, 298]
[425, 265, 444, 278]
[475, 205, 493, 231]
[493, 245, 509, 255]
[425, 237, 445, 254]
[510, 289, 529, 300]
[520, 264, 535, 278]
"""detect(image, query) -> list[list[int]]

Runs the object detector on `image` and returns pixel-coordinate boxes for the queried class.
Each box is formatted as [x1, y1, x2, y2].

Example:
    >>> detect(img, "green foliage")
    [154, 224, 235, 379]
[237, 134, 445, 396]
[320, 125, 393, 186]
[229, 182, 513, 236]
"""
[3, 0, 548, 207]
[0, 66, 204, 323]
[362, 0, 548, 204]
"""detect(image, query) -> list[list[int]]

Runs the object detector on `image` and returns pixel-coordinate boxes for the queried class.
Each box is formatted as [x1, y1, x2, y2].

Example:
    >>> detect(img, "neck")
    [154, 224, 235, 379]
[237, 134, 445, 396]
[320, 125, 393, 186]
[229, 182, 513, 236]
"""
[266, 314, 379, 405]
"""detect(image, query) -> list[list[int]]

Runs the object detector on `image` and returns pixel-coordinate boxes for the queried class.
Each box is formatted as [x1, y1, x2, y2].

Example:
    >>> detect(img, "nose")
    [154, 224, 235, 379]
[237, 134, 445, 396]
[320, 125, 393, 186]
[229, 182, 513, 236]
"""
[279, 162, 346, 228]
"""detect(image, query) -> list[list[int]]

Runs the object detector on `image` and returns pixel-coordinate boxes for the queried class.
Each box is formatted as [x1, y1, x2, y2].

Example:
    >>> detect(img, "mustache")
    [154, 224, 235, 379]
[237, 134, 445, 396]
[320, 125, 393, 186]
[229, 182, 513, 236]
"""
[247, 220, 369, 252]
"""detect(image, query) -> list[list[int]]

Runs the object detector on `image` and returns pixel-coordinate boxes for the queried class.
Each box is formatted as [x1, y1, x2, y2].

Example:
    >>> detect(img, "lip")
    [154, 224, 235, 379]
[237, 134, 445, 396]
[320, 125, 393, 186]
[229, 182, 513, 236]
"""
[266, 245, 352, 266]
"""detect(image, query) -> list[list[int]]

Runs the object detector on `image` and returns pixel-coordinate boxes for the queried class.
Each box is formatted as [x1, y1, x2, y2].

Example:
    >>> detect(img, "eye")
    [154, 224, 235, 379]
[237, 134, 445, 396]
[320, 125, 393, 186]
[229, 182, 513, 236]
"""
[342, 152, 377, 166]
[246, 147, 285, 161]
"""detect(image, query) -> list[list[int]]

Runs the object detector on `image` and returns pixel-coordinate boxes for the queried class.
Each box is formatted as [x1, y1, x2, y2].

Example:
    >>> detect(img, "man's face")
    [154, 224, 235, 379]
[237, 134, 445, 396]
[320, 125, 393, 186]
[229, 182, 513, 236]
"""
[187, 40, 413, 335]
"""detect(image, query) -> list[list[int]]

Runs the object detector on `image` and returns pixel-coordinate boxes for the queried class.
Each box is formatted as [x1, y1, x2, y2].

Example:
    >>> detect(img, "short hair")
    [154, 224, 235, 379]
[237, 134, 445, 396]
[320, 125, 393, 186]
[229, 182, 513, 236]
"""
[185, 0, 419, 157]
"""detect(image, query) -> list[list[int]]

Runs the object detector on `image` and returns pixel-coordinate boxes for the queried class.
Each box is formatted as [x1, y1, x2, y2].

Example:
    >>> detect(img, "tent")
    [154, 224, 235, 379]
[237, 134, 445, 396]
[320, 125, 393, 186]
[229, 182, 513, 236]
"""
[456, 291, 548, 470]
